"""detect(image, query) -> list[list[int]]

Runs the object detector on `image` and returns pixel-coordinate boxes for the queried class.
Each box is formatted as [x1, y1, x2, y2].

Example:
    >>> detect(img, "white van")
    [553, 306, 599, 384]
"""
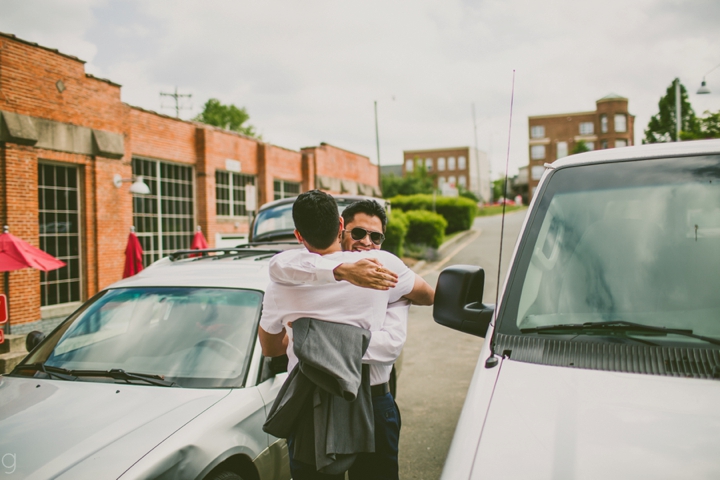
[433, 139, 720, 479]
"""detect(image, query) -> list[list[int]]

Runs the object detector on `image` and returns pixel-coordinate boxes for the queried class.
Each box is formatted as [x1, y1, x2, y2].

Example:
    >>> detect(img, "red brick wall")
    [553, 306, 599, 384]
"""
[0, 34, 123, 133]
[258, 144, 303, 206]
[198, 127, 260, 243]
[127, 108, 198, 165]
[0, 144, 41, 326]
[311, 144, 378, 191]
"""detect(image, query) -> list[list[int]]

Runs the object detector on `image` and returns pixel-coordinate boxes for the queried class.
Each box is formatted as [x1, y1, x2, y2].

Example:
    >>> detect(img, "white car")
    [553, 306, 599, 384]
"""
[434, 139, 720, 479]
[0, 247, 292, 480]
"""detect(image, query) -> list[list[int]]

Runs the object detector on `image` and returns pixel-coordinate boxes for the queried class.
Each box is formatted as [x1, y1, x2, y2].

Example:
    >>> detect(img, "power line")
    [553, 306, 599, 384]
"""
[160, 86, 192, 118]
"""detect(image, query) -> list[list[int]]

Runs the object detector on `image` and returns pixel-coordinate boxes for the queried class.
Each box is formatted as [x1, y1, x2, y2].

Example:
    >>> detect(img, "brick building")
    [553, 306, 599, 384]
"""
[402, 146, 491, 202]
[527, 94, 635, 196]
[0, 32, 378, 333]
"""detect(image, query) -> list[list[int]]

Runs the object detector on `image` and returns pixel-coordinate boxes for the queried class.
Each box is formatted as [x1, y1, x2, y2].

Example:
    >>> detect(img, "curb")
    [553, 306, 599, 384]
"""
[411, 229, 478, 273]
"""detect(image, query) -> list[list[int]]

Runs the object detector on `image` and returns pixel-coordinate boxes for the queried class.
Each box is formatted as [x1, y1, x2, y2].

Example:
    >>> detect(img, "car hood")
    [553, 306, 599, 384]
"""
[472, 360, 720, 479]
[0, 376, 230, 479]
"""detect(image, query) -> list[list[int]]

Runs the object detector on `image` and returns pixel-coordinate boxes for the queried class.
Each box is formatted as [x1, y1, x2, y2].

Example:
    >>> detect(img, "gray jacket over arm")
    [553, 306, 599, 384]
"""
[263, 317, 375, 474]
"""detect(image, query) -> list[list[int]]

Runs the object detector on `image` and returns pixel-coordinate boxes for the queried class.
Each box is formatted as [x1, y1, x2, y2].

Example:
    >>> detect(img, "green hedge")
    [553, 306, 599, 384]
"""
[390, 194, 477, 233]
[382, 210, 409, 257]
[405, 210, 447, 249]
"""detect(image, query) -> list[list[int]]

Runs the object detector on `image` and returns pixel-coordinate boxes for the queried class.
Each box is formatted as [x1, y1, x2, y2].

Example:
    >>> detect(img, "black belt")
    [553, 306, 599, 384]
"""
[371, 382, 390, 397]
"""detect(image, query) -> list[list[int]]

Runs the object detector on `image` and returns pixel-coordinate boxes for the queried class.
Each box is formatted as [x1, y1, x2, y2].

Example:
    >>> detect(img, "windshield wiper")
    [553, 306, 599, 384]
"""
[13, 363, 77, 381]
[521, 321, 720, 346]
[70, 369, 177, 387]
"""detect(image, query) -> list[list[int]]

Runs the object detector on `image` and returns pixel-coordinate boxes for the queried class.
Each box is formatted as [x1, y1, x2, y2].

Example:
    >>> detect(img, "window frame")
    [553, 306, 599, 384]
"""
[215, 170, 257, 218]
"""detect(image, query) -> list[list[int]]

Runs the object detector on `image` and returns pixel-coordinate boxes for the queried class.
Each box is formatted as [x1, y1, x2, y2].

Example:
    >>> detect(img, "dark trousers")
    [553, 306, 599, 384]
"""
[287, 392, 402, 480]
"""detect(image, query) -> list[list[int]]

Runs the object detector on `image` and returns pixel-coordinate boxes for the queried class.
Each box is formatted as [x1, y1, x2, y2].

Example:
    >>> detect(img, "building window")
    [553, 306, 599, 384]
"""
[274, 179, 301, 200]
[437, 157, 446, 171]
[416, 158, 423, 168]
[530, 125, 545, 138]
[425, 158, 433, 171]
[601, 140, 608, 149]
[556, 142, 568, 159]
[39, 163, 82, 306]
[458, 156, 467, 170]
[600, 115, 608, 133]
[579, 122, 594, 135]
[459, 175, 467, 188]
[405, 159, 413, 172]
[531, 145, 546, 160]
[531, 165, 544, 180]
[614, 114, 627, 133]
[448, 176, 456, 187]
[615, 139, 628, 148]
[438, 176, 446, 188]
[216, 171, 256, 217]
[448, 157, 456, 170]
[585, 142, 595, 151]
[132, 157, 195, 267]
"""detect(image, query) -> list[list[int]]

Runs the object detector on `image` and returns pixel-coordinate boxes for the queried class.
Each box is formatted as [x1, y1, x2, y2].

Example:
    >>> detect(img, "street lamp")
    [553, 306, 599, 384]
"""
[113, 174, 151, 195]
[697, 63, 720, 95]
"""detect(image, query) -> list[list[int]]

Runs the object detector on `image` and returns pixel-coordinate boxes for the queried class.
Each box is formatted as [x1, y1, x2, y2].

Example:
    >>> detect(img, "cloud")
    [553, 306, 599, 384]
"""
[1, 0, 719, 176]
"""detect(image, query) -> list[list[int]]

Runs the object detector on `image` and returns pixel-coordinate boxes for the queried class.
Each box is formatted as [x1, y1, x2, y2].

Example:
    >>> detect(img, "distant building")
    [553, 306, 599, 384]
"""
[402, 146, 491, 202]
[527, 94, 635, 197]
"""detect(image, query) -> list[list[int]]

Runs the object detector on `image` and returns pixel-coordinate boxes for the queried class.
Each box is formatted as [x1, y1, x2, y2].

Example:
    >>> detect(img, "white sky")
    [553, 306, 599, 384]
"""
[1, 0, 719, 176]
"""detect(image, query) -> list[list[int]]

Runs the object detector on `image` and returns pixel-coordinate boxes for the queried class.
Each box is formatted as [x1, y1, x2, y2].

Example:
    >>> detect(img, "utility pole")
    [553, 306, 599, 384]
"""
[160, 86, 192, 119]
[675, 78, 681, 142]
[472, 103, 481, 201]
[374, 100, 381, 192]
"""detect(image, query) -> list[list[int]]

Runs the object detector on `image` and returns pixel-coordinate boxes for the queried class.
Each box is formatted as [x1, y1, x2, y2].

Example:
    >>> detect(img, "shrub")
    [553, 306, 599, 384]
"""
[390, 194, 477, 233]
[404, 210, 447, 249]
[382, 210, 408, 257]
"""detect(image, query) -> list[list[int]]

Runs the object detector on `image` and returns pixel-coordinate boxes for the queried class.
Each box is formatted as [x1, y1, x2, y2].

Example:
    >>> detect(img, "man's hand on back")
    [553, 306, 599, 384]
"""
[333, 258, 399, 290]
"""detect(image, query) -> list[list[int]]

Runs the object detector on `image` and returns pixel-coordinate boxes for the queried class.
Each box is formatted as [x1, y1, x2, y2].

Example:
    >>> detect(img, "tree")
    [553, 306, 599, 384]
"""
[680, 110, 720, 140]
[381, 162, 435, 198]
[644, 80, 699, 143]
[572, 140, 590, 155]
[194, 98, 259, 138]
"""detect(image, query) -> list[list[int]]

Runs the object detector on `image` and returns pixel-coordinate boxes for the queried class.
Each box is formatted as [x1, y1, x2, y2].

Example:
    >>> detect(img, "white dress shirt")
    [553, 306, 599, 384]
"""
[260, 248, 414, 386]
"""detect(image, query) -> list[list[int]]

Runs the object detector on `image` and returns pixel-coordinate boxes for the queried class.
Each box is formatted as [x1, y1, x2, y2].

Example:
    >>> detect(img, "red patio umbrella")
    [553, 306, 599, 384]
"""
[0, 226, 66, 335]
[123, 228, 144, 279]
[190, 226, 209, 257]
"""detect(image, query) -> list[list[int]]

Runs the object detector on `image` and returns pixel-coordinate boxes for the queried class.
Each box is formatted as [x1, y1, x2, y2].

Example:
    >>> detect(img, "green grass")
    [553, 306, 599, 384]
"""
[476, 205, 526, 217]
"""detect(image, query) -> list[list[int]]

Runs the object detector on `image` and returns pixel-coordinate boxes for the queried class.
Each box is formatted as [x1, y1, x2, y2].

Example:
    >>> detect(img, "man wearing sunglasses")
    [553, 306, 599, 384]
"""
[340, 199, 388, 252]
[260, 192, 433, 480]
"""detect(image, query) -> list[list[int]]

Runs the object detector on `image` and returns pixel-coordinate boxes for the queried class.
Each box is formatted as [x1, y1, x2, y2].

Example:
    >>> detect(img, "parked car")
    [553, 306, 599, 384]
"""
[249, 195, 390, 244]
[0, 247, 292, 480]
[434, 139, 720, 478]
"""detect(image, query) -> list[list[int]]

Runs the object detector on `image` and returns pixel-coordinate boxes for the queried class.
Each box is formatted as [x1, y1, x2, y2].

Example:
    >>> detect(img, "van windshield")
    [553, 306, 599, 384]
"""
[499, 155, 720, 346]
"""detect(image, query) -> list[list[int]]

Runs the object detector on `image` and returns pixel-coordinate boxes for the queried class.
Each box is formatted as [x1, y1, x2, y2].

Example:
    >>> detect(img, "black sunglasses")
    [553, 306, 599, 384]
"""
[346, 227, 385, 245]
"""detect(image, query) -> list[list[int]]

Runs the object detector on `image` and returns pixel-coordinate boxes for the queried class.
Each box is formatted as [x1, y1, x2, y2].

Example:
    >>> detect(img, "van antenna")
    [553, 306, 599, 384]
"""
[494, 70, 516, 317]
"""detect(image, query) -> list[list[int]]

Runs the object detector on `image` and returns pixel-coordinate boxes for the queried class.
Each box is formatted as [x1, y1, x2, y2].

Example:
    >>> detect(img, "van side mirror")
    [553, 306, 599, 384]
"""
[433, 265, 494, 338]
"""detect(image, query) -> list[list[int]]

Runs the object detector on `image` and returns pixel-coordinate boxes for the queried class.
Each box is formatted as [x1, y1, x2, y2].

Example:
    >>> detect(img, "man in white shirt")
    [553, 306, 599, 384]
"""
[260, 192, 433, 480]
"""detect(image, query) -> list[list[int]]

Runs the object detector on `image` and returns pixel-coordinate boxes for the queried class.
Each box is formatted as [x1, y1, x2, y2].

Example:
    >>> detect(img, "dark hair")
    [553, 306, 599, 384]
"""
[292, 190, 340, 249]
[342, 199, 388, 232]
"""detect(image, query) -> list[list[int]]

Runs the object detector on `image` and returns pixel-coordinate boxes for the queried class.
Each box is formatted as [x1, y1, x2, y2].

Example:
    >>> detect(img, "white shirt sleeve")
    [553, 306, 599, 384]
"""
[362, 299, 410, 364]
[268, 249, 342, 285]
[259, 282, 285, 334]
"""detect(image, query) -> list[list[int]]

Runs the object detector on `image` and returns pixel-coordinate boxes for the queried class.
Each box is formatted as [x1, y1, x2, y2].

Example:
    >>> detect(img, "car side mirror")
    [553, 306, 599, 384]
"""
[259, 354, 288, 382]
[26, 330, 46, 352]
[433, 265, 494, 338]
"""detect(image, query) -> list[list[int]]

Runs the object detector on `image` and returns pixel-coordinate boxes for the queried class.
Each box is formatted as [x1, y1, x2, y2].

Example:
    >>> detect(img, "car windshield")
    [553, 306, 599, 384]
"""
[21, 287, 263, 388]
[252, 198, 367, 240]
[499, 154, 720, 346]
